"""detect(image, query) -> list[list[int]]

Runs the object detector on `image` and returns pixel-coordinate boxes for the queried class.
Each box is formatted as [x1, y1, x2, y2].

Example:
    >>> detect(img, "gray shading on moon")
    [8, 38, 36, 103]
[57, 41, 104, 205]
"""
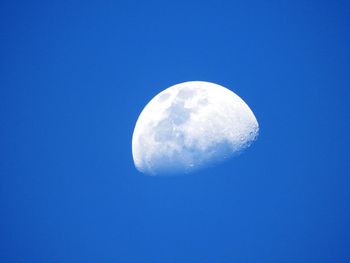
[132, 81, 259, 176]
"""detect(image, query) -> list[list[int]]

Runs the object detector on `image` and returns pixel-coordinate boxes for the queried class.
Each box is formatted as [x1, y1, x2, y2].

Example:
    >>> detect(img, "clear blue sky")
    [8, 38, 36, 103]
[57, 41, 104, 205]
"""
[1, 0, 350, 262]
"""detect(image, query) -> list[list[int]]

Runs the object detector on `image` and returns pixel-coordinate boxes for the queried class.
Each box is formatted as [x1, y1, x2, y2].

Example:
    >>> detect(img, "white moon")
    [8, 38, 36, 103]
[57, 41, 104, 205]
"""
[132, 81, 259, 175]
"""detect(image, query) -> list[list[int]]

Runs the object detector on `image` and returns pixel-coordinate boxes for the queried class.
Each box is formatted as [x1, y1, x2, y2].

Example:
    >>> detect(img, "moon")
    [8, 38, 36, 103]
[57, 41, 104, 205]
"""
[132, 81, 259, 175]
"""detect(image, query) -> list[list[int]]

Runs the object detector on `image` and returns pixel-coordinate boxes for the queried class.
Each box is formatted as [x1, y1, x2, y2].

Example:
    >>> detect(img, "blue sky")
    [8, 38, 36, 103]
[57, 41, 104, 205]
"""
[1, 0, 350, 262]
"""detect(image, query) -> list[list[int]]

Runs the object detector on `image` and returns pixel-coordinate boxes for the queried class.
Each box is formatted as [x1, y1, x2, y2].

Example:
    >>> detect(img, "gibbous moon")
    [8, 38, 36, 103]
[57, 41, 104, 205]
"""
[132, 81, 259, 175]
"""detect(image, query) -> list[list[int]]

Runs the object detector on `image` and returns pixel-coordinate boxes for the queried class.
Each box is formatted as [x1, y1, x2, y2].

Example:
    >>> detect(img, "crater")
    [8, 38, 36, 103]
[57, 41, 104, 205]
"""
[158, 92, 170, 103]
[177, 88, 196, 100]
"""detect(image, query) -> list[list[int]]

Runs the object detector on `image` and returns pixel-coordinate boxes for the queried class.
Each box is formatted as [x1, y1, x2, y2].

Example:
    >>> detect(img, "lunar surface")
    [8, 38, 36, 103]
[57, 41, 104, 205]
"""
[132, 81, 259, 175]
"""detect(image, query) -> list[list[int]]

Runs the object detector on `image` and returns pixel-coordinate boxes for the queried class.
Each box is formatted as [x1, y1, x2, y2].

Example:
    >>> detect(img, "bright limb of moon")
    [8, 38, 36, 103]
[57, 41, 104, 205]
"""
[132, 81, 259, 175]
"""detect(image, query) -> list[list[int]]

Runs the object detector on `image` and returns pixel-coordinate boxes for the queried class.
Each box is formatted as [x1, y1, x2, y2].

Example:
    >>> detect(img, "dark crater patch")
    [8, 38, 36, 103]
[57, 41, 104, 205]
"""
[177, 88, 196, 99]
[153, 87, 203, 144]
[158, 92, 170, 103]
